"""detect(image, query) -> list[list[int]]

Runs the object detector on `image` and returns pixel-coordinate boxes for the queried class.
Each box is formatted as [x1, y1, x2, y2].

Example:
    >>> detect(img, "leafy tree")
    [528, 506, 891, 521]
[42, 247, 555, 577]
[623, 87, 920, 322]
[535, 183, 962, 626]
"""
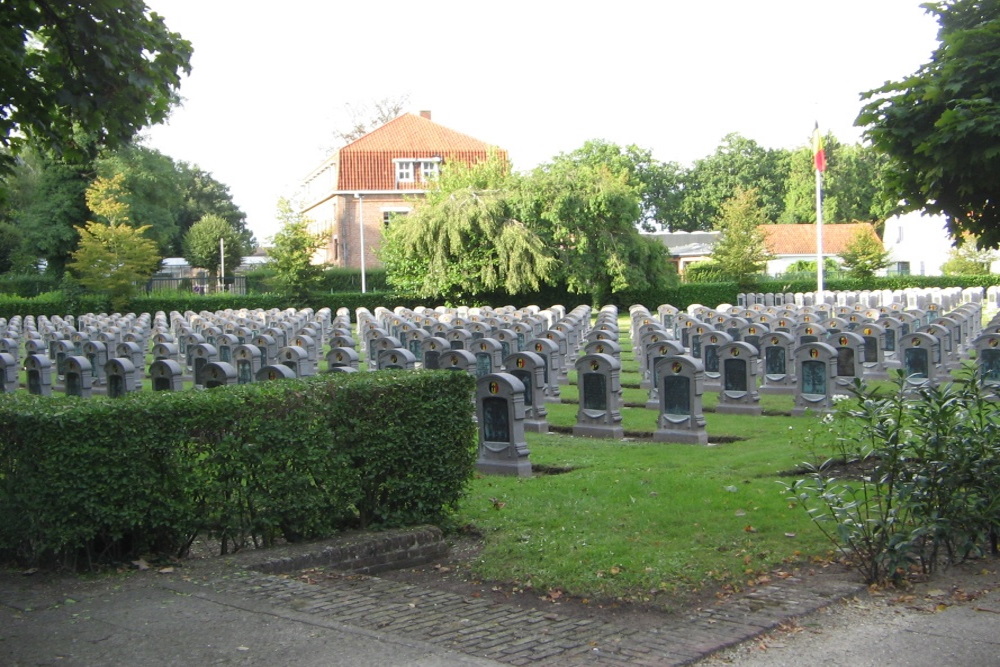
[710, 187, 774, 287]
[175, 162, 253, 253]
[268, 198, 324, 300]
[783, 257, 841, 276]
[553, 140, 685, 231]
[0, 222, 31, 273]
[67, 174, 160, 309]
[382, 146, 676, 305]
[675, 133, 790, 230]
[858, 0, 1000, 247]
[95, 145, 182, 254]
[4, 150, 89, 275]
[381, 152, 555, 301]
[941, 235, 998, 275]
[839, 228, 891, 279]
[183, 214, 245, 280]
[0, 1, 192, 172]
[780, 137, 894, 224]
[527, 155, 675, 305]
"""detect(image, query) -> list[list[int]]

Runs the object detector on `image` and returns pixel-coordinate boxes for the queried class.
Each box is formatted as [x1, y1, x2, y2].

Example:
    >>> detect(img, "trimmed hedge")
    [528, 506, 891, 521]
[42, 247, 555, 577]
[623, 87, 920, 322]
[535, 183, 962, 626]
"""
[0, 370, 477, 568]
[2, 273, 998, 320]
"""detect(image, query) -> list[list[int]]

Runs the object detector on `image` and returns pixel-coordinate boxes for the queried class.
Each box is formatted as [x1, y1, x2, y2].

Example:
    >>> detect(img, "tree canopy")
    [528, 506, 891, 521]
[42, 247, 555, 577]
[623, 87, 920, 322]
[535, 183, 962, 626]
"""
[267, 198, 324, 300]
[381, 145, 675, 305]
[2, 143, 248, 274]
[183, 214, 245, 278]
[0, 1, 192, 170]
[380, 152, 554, 301]
[858, 0, 1000, 247]
[838, 228, 891, 279]
[672, 133, 789, 230]
[67, 174, 160, 309]
[710, 187, 774, 287]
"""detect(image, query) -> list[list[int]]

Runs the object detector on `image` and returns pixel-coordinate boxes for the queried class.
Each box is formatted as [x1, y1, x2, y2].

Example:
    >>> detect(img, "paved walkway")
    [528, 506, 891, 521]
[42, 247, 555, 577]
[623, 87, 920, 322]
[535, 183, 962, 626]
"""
[0, 534, 866, 666]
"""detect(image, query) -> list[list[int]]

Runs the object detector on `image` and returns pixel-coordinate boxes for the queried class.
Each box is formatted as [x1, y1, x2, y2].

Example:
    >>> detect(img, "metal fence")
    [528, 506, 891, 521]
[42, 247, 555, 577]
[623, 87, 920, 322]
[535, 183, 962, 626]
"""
[145, 276, 247, 295]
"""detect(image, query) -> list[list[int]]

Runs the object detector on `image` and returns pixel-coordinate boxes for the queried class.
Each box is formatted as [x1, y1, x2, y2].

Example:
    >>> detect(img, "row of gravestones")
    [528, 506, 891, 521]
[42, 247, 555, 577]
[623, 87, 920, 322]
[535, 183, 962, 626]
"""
[972, 311, 1000, 389]
[644, 296, 983, 390]
[349, 304, 610, 436]
[625, 296, 987, 445]
[738, 286, 985, 311]
[473, 305, 625, 477]
[0, 306, 356, 396]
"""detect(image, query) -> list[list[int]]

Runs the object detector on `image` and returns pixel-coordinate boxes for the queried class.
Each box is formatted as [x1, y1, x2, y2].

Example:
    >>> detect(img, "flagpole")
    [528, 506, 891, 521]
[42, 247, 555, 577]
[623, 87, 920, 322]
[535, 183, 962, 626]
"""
[816, 167, 824, 297]
[812, 122, 826, 301]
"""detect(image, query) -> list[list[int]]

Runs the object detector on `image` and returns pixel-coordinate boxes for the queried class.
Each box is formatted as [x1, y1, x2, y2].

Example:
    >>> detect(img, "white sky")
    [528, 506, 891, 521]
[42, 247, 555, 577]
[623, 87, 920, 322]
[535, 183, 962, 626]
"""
[142, 0, 941, 244]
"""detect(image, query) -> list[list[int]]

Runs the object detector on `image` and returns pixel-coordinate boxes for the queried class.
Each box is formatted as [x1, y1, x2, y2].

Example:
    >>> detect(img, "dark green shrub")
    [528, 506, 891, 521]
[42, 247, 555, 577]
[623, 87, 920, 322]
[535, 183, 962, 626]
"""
[785, 373, 1000, 585]
[0, 371, 476, 568]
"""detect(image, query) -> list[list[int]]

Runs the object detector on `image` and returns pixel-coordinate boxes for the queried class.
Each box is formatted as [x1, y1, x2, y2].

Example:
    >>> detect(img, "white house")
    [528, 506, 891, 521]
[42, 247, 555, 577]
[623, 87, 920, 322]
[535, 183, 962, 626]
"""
[880, 211, 954, 276]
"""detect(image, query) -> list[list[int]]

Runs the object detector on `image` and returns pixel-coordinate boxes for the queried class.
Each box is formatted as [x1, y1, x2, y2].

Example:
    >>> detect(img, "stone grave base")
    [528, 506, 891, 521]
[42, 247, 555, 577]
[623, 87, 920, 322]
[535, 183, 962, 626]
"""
[716, 403, 763, 416]
[759, 384, 795, 395]
[653, 428, 709, 445]
[572, 424, 624, 440]
[523, 419, 549, 434]
[476, 458, 533, 477]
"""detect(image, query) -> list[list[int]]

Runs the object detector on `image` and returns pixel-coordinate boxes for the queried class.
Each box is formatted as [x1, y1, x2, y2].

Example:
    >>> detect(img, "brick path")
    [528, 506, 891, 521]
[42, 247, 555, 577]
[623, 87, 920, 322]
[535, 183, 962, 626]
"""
[192, 554, 864, 666]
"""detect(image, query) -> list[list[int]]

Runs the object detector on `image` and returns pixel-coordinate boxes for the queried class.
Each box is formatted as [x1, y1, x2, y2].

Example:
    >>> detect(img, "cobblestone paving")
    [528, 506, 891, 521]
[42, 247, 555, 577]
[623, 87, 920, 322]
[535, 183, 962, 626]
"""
[197, 566, 865, 666]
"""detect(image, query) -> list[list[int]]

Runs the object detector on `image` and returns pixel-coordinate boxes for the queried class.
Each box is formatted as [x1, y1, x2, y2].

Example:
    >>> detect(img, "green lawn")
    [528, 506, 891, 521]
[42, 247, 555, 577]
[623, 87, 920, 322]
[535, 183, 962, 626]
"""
[455, 321, 847, 608]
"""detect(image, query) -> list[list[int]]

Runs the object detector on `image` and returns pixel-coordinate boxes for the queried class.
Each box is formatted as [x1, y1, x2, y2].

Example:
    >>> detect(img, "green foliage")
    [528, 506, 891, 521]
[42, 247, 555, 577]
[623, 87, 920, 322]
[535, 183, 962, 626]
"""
[67, 174, 161, 310]
[530, 153, 676, 305]
[0, 273, 58, 297]
[674, 133, 790, 230]
[780, 138, 895, 224]
[0, 371, 477, 567]
[554, 139, 685, 231]
[839, 228, 891, 279]
[710, 187, 774, 287]
[941, 235, 997, 275]
[782, 257, 842, 277]
[94, 145, 182, 254]
[10, 152, 90, 276]
[182, 214, 245, 278]
[786, 374, 1000, 585]
[858, 1, 1000, 247]
[382, 145, 677, 306]
[174, 161, 253, 254]
[381, 151, 555, 301]
[683, 260, 730, 284]
[267, 199, 325, 300]
[0, 1, 192, 172]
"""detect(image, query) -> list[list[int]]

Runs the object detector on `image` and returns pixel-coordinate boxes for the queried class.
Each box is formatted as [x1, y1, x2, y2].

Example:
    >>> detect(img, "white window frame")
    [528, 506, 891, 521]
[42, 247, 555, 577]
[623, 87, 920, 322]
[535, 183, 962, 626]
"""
[420, 160, 440, 182]
[394, 159, 414, 183]
[381, 206, 411, 228]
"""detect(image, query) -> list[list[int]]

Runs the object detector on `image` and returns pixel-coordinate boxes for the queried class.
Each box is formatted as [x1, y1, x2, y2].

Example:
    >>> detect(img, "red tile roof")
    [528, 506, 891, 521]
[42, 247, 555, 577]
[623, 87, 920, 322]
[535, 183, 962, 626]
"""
[760, 223, 880, 255]
[337, 113, 506, 191]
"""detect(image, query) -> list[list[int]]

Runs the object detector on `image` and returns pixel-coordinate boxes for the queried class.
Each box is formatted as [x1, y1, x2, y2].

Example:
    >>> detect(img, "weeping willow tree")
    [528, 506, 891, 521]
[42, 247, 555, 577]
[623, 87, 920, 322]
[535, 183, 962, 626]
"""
[382, 145, 677, 305]
[379, 152, 556, 302]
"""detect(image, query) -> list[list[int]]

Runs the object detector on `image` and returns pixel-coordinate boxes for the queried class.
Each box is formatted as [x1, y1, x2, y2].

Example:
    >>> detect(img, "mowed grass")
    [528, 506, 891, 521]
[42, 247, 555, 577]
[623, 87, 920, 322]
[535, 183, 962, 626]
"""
[454, 317, 844, 607]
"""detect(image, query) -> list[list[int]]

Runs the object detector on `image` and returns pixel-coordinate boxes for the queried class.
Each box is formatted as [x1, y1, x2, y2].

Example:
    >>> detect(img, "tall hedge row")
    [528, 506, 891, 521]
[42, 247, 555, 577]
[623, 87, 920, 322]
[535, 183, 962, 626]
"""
[0, 370, 477, 568]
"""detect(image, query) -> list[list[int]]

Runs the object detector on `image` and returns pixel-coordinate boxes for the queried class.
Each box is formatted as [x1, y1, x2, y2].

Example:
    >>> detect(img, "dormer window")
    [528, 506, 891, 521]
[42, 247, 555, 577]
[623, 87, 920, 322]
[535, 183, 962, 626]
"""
[421, 160, 439, 181]
[395, 160, 414, 183]
[394, 157, 441, 186]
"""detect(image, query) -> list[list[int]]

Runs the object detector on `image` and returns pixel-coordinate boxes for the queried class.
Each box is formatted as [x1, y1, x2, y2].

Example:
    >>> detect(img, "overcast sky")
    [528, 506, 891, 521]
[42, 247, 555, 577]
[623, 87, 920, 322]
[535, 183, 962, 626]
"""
[142, 0, 941, 243]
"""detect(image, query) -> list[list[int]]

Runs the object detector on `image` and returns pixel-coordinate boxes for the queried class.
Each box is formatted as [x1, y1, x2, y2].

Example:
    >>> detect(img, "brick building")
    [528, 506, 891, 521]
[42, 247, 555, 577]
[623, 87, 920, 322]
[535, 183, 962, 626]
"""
[298, 111, 507, 269]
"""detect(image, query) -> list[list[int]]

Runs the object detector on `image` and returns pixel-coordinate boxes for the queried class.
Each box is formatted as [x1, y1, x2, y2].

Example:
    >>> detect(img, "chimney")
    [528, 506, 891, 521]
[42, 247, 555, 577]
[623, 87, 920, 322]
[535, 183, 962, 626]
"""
[419, 110, 432, 120]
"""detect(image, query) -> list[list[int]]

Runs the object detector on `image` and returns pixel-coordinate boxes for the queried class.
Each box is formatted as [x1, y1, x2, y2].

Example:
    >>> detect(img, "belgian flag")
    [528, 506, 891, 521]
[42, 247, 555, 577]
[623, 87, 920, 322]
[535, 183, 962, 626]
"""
[812, 122, 827, 172]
